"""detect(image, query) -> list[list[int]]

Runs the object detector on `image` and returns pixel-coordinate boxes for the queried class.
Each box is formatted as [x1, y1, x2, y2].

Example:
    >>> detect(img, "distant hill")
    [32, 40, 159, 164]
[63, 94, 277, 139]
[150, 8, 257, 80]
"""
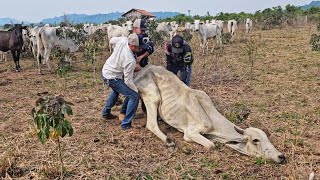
[301, 1, 320, 10]
[0, 18, 30, 25]
[40, 11, 180, 25]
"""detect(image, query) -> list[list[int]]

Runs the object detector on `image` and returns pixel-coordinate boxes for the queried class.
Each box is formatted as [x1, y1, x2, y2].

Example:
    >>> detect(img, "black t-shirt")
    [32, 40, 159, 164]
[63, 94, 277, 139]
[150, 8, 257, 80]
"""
[166, 41, 193, 67]
[135, 35, 154, 67]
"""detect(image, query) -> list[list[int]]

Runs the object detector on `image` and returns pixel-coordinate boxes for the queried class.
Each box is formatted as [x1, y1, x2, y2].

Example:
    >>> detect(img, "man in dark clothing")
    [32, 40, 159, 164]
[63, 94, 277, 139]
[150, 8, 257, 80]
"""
[118, 19, 154, 121]
[165, 35, 193, 86]
[132, 19, 154, 67]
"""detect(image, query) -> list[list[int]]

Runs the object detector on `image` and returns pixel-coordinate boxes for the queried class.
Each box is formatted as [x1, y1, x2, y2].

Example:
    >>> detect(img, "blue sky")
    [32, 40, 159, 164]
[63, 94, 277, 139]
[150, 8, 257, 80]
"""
[0, 0, 312, 22]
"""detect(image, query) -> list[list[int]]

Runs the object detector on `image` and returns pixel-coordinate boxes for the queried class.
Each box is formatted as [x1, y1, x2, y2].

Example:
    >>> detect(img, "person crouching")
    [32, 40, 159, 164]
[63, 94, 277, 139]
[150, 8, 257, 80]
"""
[101, 33, 145, 130]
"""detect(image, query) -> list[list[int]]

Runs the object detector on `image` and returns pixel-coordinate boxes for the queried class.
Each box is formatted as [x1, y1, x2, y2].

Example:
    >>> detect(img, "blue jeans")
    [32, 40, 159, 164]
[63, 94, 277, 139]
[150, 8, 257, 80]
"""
[102, 78, 139, 129]
[167, 64, 192, 86]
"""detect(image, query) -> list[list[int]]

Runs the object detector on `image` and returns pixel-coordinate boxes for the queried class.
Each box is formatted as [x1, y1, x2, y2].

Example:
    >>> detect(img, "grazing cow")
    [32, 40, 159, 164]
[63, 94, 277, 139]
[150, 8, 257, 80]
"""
[156, 22, 172, 41]
[228, 20, 238, 42]
[245, 18, 253, 34]
[106, 25, 131, 52]
[194, 20, 222, 54]
[0, 24, 27, 71]
[36, 26, 80, 73]
[134, 65, 286, 163]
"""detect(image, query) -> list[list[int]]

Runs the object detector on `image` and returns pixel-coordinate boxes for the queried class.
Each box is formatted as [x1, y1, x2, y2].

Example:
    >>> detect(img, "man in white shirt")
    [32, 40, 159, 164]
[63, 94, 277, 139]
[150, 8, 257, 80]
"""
[101, 33, 145, 130]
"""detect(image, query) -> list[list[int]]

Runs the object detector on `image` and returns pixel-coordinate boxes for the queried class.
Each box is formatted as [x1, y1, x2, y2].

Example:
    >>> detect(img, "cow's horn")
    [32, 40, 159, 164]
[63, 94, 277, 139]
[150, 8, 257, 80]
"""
[234, 126, 244, 135]
[10, 20, 14, 25]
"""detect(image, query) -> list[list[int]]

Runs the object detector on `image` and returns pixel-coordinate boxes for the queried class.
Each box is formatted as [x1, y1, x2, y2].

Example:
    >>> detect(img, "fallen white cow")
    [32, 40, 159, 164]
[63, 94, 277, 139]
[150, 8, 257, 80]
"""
[134, 65, 286, 163]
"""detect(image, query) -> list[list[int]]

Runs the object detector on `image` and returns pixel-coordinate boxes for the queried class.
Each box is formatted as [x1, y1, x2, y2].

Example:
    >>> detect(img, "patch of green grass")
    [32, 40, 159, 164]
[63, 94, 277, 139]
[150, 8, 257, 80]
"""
[221, 173, 230, 179]
[200, 157, 218, 169]
[254, 157, 266, 166]
[181, 168, 198, 180]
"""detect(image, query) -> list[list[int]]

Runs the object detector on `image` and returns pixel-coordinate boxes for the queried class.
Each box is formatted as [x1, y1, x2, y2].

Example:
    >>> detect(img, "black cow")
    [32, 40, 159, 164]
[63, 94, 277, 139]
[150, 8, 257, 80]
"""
[0, 24, 27, 71]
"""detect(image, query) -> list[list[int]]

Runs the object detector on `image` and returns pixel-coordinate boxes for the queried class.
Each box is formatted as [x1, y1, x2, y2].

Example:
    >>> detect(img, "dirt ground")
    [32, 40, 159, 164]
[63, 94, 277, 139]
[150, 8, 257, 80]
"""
[0, 25, 319, 179]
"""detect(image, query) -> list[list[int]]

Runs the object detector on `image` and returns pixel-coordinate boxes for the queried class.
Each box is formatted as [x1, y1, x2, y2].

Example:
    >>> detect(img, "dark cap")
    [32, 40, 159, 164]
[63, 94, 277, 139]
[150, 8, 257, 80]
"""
[133, 19, 148, 31]
[171, 35, 184, 54]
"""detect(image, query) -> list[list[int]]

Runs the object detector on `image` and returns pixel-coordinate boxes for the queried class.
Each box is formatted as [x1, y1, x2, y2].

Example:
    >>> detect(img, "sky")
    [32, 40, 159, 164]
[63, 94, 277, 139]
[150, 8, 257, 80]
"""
[0, 0, 312, 23]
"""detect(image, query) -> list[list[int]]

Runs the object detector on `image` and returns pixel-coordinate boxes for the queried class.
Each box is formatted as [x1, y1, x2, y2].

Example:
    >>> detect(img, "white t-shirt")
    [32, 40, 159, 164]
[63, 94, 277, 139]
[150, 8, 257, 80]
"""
[102, 37, 138, 92]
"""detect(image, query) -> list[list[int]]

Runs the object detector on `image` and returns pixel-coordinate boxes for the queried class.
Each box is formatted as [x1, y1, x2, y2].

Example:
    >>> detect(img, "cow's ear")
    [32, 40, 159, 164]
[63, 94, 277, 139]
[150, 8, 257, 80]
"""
[22, 26, 28, 29]
[225, 137, 247, 144]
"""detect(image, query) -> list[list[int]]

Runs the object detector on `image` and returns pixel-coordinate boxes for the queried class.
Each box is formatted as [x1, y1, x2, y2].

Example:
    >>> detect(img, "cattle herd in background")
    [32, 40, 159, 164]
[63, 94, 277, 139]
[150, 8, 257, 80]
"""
[0, 18, 253, 73]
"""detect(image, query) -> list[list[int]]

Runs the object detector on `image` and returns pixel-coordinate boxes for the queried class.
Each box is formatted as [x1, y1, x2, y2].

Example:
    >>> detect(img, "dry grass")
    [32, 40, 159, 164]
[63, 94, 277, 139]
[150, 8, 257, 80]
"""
[0, 25, 319, 179]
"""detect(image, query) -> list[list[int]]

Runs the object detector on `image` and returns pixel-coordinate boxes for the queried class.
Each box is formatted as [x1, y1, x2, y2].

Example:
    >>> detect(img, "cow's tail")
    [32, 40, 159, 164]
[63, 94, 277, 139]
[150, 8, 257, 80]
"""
[36, 28, 44, 64]
[230, 21, 234, 35]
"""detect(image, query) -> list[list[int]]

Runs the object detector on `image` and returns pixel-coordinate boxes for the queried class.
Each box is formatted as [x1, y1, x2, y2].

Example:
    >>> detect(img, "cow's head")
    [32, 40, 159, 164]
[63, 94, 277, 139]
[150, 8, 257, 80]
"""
[126, 21, 133, 31]
[10, 24, 27, 39]
[194, 20, 202, 31]
[227, 127, 286, 163]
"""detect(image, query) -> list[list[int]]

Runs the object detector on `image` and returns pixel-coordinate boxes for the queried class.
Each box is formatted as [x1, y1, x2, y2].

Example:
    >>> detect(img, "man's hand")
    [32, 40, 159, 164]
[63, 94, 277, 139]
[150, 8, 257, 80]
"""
[135, 63, 142, 72]
[136, 55, 143, 63]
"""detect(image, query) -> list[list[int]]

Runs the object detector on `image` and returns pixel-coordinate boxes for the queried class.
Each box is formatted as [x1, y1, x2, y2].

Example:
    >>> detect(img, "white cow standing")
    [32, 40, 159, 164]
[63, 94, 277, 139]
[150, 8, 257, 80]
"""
[133, 65, 286, 164]
[156, 22, 172, 41]
[0, 51, 8, 62]
[107, 22, 132, 52]
[228, 20, 238, 42]
[194, 20, 222, 55]
[29, 26, 40, 60]
[211, 20, 224, 34]
[36, 27, 80, 73]
[22, 29, 30, 48]
[185, 22, 195, 32]
[245, 18, 253, 34]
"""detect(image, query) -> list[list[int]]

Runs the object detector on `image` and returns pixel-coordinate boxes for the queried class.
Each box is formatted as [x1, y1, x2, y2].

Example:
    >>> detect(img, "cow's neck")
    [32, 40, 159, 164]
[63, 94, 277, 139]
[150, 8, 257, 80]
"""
[205, 109, 244, 143]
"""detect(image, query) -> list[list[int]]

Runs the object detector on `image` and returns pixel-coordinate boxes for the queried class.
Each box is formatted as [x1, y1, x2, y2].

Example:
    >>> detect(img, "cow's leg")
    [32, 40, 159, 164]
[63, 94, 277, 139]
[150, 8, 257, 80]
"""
[16, 51, 21, 70]
[142, 83, 175, 148]
[11, 50, 19, 72]
[185, 131, 215, 149]
[210, 38, 215, 54]
[145, 100, 175, 148]
[44, 46, 52, 72]
[202, 38, 206, 55]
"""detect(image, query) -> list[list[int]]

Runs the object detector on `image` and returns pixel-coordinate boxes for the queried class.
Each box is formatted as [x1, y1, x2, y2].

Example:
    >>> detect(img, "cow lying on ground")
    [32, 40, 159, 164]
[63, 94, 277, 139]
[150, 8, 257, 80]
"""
[134, 65, 286, 163]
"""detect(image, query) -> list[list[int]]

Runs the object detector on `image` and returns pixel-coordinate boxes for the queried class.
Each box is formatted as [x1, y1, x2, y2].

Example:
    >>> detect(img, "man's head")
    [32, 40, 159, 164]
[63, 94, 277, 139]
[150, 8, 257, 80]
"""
[133, 19, 148, 35]
[128, 33, 147, 53]
[171, 35, 184, 54]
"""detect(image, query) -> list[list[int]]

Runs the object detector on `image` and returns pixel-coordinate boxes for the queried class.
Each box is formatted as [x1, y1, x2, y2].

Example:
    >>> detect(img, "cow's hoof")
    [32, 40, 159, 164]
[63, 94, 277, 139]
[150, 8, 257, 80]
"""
[16, 69, 20, 72]
[166, 138, 176, 149]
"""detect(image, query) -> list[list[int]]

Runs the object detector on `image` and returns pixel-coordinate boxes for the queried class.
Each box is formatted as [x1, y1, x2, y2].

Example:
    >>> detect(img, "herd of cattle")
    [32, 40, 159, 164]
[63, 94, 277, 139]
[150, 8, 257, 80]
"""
[0, 18, 253, 73]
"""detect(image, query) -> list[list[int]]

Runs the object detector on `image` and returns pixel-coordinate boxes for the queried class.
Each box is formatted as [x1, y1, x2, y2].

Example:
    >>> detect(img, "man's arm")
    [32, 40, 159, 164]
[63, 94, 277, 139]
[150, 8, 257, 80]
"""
[137, 43, 154, 63]
[123, 61, 138, 93]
